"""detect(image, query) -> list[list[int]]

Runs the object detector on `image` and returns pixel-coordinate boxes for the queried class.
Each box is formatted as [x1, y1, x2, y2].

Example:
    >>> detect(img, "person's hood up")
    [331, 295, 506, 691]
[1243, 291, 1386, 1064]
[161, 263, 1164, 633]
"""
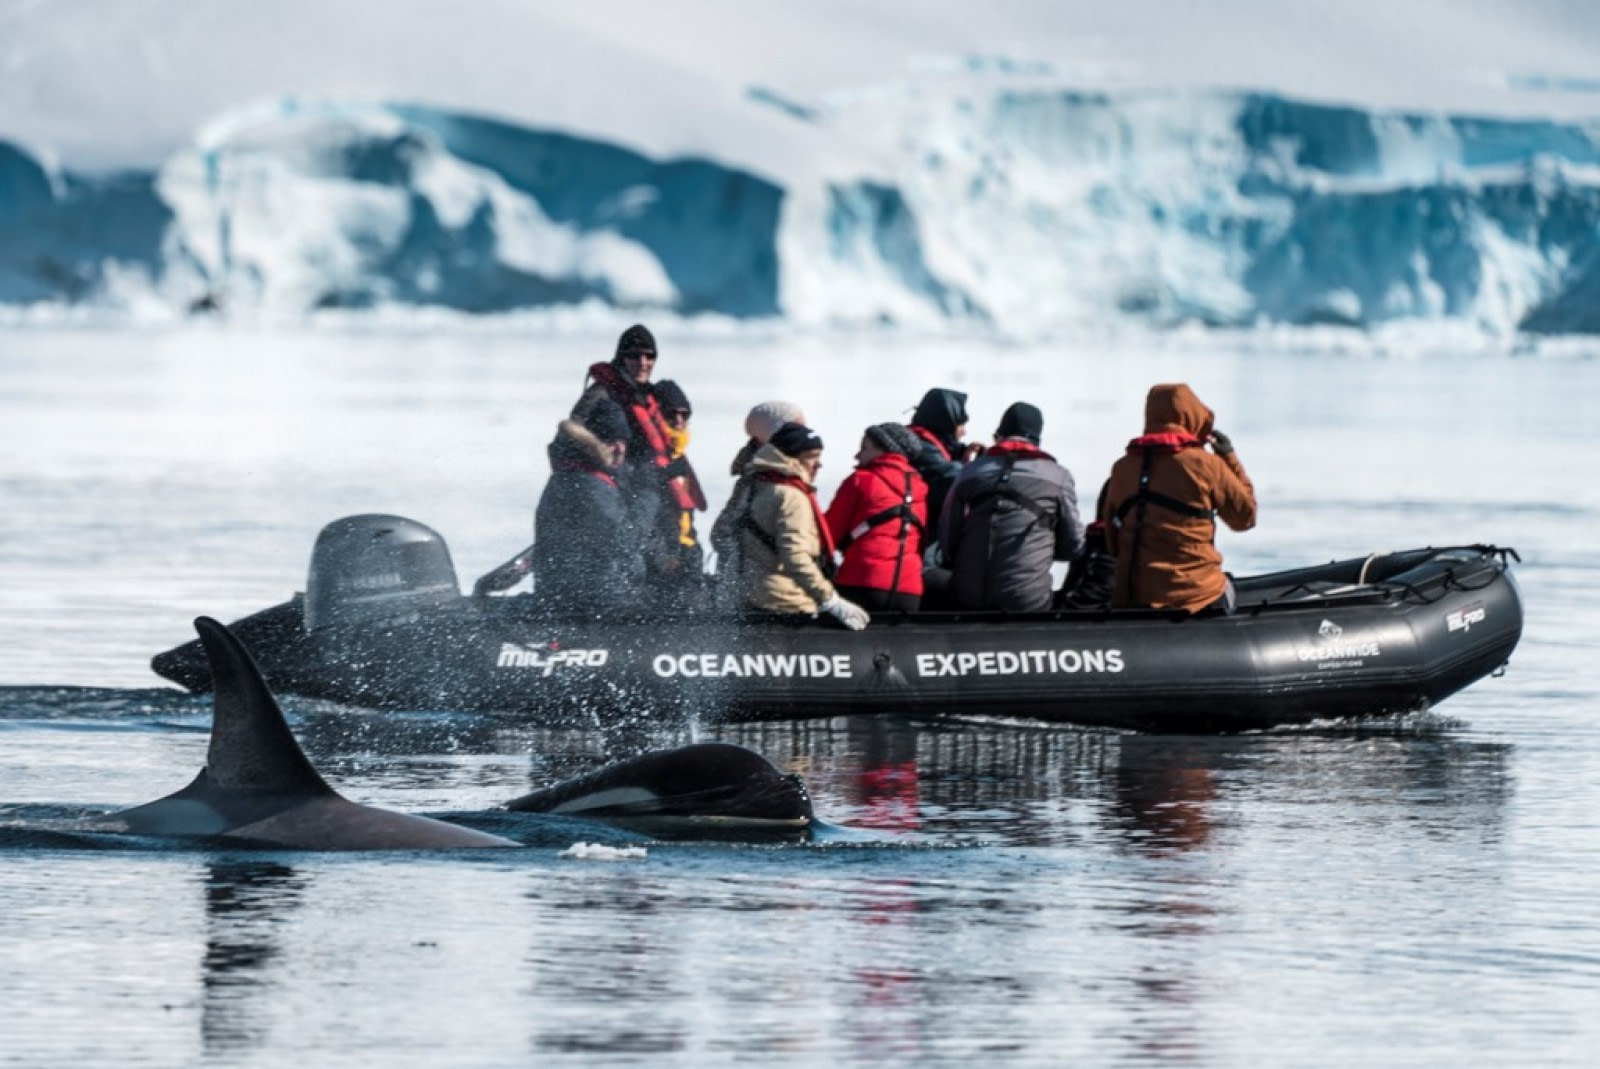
[910, 388, 968, 439]
[1143, 383, 1214, 439]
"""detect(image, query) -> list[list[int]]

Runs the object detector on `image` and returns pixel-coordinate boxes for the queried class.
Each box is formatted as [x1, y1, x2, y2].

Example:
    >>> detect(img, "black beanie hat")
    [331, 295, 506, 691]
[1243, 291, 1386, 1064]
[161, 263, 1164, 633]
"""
[768, 422, 824, 458]
[615, 323, 657, 360]
[654, 379, 691, 416]
[865, 422, 921, 457]
[996, 401, 1044, 444]
[583, 399, 632, 443]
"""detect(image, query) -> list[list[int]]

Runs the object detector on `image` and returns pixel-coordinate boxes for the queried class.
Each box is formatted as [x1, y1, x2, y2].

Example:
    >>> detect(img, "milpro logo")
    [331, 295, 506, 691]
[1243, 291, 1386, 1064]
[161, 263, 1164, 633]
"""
[1446, 603, 1488, 633]
[496, 642, 609, 675]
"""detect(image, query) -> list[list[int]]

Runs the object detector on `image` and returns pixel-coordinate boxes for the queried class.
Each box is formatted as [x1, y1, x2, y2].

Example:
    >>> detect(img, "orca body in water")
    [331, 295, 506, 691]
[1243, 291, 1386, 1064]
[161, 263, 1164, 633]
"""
[33, 618, 818, 850]
[91, 617, 519, 850]
[505, 742, 814, 836]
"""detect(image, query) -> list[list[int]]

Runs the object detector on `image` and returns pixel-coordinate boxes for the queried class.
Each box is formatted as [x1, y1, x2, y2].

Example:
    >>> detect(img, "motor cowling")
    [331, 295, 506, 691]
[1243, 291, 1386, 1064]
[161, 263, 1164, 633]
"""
[304, 514, 460, 632]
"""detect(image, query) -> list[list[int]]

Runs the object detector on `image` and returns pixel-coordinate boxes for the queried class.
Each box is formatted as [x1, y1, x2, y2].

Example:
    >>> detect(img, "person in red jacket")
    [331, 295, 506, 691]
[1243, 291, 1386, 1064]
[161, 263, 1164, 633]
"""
[825, 422, 929, 612]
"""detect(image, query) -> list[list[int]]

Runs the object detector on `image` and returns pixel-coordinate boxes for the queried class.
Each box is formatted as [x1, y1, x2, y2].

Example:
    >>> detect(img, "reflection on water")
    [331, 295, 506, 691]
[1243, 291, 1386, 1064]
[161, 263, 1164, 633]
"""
[199, 861, 307, 1056]
[720, 717, 1513, 851]
[524, 872, 690, 1056]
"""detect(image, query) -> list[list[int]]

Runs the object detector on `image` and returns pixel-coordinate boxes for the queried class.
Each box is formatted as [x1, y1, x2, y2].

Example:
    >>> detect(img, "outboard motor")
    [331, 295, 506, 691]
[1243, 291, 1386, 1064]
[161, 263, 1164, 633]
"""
[304, 514, 461, 632]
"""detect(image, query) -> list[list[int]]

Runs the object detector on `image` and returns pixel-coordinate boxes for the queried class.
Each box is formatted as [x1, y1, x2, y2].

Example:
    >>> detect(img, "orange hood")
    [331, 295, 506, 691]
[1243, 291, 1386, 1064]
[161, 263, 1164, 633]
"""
[1143, 383, 1214, 439]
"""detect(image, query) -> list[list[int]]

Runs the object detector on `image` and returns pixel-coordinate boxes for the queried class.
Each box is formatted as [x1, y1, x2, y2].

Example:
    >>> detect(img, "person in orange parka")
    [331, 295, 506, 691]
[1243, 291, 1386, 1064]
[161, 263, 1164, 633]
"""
[1100, 383, 1257, 614]
[824, 422, 929, 613]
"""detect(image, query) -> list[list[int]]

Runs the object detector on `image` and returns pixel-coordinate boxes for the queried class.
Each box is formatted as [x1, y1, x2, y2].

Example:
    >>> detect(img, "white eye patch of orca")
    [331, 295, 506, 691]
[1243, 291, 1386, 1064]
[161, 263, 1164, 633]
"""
[547, 787, 661, 814]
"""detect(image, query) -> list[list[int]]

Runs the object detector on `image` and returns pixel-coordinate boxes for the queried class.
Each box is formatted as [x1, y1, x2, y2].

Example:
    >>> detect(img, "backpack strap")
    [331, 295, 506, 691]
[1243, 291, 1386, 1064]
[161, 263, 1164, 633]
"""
[1111, 449, 1216, 604]
[966, 454, 1059, 529]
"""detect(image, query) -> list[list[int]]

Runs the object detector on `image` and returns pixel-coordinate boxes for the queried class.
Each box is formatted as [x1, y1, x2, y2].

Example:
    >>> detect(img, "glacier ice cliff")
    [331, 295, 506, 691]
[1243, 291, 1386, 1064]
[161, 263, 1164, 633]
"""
[4, 90, 1600, 333]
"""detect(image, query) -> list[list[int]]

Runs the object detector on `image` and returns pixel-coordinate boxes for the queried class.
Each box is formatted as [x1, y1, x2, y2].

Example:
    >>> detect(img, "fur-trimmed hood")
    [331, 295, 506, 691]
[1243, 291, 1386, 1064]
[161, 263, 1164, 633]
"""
[550, 418, 618, 470]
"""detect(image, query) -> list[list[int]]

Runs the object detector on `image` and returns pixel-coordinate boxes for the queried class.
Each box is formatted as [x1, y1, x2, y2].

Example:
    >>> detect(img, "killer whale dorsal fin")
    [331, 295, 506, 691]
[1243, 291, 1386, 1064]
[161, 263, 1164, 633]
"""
[194, 616, 332, 797]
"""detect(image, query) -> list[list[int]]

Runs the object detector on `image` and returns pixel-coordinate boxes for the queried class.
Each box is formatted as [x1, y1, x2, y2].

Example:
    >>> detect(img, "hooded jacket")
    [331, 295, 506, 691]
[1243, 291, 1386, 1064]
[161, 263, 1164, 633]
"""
[824, 451, 928, 596]
[733, 445, 837, 614]
[532, 419, 644, 616]
[908, 388, 970, 530]
[940, 439, 1084, 612]
[1100, 383, 1256, 612]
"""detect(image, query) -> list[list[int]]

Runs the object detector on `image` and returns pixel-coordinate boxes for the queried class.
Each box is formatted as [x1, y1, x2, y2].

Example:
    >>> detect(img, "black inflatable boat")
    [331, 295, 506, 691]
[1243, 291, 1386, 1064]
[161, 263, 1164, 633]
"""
[151, 514, 1523, 733]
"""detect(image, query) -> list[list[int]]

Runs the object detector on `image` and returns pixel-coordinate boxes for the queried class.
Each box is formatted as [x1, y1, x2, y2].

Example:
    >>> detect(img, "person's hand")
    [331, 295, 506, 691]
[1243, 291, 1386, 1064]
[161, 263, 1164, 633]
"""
[1209, 429, 1234, 456]
[961, 442, 986, 462]
[473, 555, 532, 597]
[819, 595, 871, 631]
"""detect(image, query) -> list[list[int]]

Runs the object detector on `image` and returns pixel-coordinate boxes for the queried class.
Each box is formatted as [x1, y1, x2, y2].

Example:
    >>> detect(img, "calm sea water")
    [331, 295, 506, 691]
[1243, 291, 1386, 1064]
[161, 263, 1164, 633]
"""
[2, 323, 1598, 1066]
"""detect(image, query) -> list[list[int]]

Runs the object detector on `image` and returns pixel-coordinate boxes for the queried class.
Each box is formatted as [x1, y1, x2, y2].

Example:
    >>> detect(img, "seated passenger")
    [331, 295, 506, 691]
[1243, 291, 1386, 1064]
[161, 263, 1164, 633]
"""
[938, 402, 1084, 612]
[531, 400, 645, 617]
[1101, 383, 1256, 613]
[1055, 480, 1117, 609]
[648, 378, 709, 602]
[730, 423, 870, 631]
[710, 400, 805, 581]
[824, 423, 929, 613]
[729, 400, 807, 479]
[907, 387, 982, 533]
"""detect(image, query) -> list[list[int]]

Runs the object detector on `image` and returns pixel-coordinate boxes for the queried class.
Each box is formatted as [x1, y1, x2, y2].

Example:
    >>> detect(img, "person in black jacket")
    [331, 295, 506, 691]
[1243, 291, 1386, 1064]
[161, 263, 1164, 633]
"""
[531, 399, 646, 617]
[906, 387, 981, 533]
[938, 401, 1084, 612]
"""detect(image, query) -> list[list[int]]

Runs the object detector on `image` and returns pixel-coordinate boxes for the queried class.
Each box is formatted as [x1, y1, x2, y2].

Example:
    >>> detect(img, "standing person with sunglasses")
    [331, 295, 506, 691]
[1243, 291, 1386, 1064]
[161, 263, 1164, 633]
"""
[572, 325, 705, 609]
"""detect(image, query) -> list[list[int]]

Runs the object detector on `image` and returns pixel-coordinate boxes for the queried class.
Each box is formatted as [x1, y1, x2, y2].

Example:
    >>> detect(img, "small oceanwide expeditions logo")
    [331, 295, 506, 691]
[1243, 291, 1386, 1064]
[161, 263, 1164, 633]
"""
[1297, 619, 1381, 667]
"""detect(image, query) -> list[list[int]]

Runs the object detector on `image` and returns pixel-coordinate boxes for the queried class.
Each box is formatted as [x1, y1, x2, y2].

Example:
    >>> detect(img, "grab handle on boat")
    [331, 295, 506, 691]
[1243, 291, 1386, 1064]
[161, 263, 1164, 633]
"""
[1357, 552, 1380, 585]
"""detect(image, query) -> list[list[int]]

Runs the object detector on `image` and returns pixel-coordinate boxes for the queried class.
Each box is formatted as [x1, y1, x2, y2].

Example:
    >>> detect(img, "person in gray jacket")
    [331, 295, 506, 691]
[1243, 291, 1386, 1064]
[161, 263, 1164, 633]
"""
[938, 402, 1084, 612]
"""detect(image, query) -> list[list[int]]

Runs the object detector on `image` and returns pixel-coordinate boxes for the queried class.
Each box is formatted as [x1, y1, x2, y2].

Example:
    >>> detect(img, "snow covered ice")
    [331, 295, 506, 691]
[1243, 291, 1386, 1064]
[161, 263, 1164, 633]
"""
[5, 0, 1600, 336]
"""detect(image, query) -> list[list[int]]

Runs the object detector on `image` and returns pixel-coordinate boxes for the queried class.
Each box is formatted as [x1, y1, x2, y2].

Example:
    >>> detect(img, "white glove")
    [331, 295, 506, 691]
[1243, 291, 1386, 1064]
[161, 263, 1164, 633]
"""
[819, 595, 871, 631]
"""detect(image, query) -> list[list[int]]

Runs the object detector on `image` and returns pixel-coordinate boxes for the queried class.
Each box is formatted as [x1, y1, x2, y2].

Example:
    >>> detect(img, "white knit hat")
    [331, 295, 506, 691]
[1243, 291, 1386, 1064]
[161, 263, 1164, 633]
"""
[744, 400, 806, 443]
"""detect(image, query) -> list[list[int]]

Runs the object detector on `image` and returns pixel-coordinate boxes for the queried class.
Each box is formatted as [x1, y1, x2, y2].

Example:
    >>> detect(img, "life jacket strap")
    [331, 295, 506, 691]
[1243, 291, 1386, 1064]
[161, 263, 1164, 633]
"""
[967, 455, 1058, 529]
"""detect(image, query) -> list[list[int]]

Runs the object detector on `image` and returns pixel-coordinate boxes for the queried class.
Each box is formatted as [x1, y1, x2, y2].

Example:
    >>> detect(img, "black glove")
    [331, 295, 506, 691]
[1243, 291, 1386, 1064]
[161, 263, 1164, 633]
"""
[473, 554, 533, 597]
[1210, 429, 1234, 456]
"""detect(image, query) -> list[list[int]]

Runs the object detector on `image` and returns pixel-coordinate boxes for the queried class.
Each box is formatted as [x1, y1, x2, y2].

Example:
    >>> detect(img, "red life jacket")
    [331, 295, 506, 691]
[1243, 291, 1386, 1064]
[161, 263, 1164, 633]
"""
[908, 424, 952, 460]
[585, 361, 702, 511]
[551, 458, 618, 489]
[1126, 431, 1203, 453]
[985, 438, 1056, 463]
